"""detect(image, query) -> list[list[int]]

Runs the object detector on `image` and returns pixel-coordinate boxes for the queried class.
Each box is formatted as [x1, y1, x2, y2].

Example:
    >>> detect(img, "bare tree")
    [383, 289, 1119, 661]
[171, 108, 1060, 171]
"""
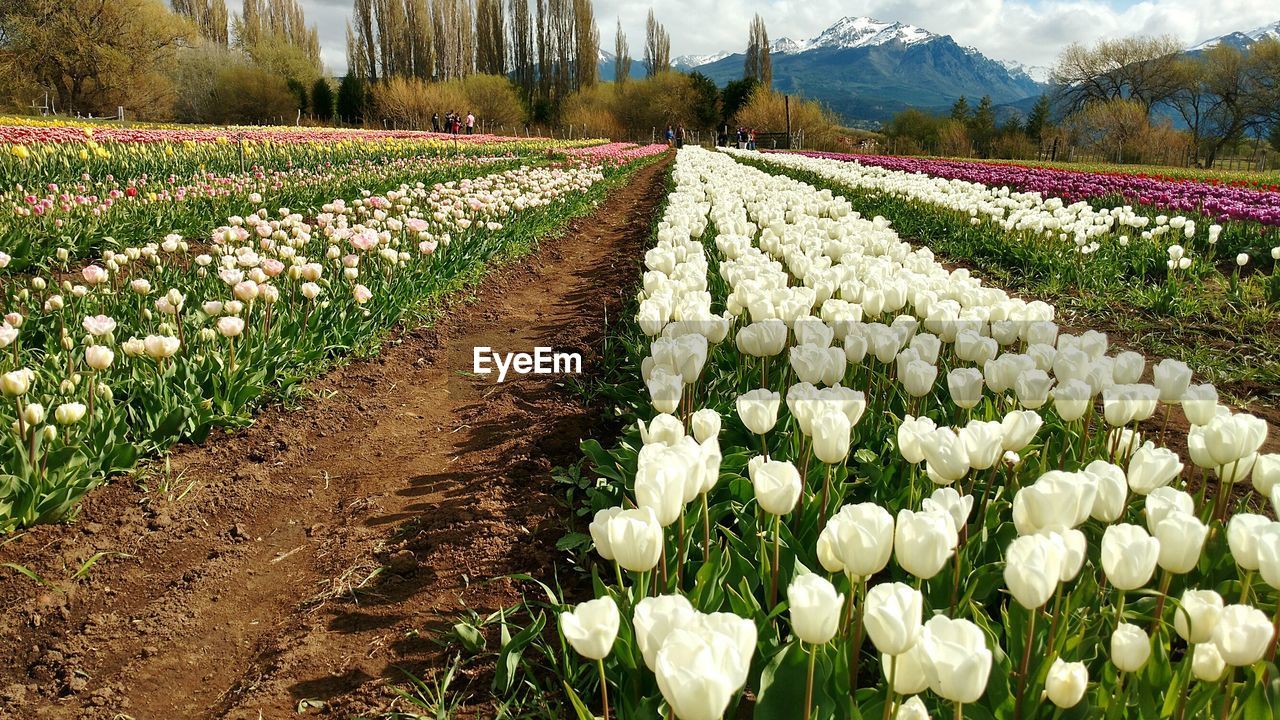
[572, 0, 597, 89]
[644, 9, 669, 76]
[614, 18, 630, 84]
[1050, 35, 1184, 112]
[509, 0, 534, 99]
[743, 13, 770, 87]
[476, 0, 506, 76]
[172, 0, 230, 45]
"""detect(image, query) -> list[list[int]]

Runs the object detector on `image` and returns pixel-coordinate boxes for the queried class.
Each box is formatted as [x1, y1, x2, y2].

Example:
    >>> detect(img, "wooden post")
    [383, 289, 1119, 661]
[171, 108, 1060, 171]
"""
[785, 95, 792, 148]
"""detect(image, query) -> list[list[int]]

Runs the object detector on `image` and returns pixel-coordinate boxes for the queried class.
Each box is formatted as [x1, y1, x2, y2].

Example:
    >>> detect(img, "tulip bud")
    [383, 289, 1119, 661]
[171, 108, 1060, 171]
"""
[632, 594, 696, 670]
[85, 345, 115, 371]
[1253, 454, 1280, 496]
[1211, 604, 1274, 666]
[1174, 589, 1224, 644]
[691, 409, 721, 443]
[1111, 623, 1151, 672]
[1004, 534, 1063, 608]
[647, 368, 682, 414]
[922, 427, 970, 486]
[881, 643, 931, 696]
[895, 509, 958, 580]
[863, 582, 923, 656]
[54, 402, 87, 425]
[605, 507, 663, 572]
[787, 573, 844, 645]
[1255, 523, 1280, 591]
[1127, 444, 1183, 494]
[947, 368, 983, 410]
[589, 507, 623, 561]
[1001, 410, 1042, 452]
[736, 388, 780, 435]
[559, 597, 619, 660]
[810, 408, 852, 464]
[825, 503, 895, 577]
[748, 456, 802, 516]
[1192, 642, 1226, 682]
[1153, 512, 1208, 575]
[1101, 524, 1160, 590]
[918, 616, 993, 703]
[1, 368, 33, 397]
[1227, 513, 1271, 571]
[638, 413, 684, 447]
[22, 402, 45, 426]
[1044, 657, 1087, 708]
[895, 696, 930, 720]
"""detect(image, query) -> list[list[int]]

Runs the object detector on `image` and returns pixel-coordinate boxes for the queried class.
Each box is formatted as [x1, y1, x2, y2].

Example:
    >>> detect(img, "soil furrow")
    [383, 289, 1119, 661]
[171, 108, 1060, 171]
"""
[0, 157, 670, 718]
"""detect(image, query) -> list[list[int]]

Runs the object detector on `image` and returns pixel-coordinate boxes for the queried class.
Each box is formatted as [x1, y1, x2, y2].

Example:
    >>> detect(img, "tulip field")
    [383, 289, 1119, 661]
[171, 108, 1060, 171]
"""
[527, 147, 1280, 720]
[0, 118, 671, 533]
[721, 151, 1280, 399]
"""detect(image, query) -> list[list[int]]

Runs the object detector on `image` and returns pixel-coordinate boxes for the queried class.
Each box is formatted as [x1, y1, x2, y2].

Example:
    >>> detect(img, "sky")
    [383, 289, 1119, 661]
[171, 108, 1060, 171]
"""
[300, 0, 1279, 74]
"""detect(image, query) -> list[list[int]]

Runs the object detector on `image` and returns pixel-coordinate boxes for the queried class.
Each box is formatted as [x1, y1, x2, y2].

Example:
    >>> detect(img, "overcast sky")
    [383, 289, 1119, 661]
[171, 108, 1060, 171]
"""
[300, 0, 1279, 74]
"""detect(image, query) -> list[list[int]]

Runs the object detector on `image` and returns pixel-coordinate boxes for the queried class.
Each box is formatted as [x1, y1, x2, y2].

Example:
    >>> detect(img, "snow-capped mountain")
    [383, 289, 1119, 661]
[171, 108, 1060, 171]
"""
[672, 16, 1047, 126]
[1188, 20, 1280, 52]
[771, 16, 937, 54]
[997, 59, 1053, 84]
[672, 52, 730, 70]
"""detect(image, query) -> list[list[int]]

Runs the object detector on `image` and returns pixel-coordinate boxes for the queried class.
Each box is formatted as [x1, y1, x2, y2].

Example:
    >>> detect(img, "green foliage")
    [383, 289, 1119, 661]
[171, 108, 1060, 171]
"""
[337, 74, 367, 125]
[720, 77, 760, 127]
[311, 77, 335, 121]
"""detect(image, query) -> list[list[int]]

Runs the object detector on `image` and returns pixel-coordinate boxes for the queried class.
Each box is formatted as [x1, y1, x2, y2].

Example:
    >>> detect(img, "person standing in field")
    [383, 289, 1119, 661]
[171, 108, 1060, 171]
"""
[432, 112, 441, 132]
[665, 126, 675, 147]
[466, 111, 475, 135]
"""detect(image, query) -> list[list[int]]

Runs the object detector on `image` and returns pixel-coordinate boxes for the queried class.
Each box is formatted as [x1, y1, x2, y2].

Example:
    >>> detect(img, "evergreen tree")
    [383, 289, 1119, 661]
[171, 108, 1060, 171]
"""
[969, 95, 996, 155]
[286, 77, 308, 113]
[1025, 94, 1051, 142]
[949, 95, 971, 122]
[688, 72, 720, 130]
[336, 73, 366, 124]
[720, 77, 758, 126]
[311, 77, 335, 121]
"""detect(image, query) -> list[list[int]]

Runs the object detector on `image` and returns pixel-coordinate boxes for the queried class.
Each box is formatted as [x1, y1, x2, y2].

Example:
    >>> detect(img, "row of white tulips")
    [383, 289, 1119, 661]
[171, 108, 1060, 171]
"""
[553, 147, 1279, 720]
[724, 149, 1244, 268]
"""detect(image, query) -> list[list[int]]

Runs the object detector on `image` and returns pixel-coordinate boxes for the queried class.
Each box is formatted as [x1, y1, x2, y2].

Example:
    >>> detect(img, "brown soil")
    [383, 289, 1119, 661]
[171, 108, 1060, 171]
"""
[0, 157, 670, 718]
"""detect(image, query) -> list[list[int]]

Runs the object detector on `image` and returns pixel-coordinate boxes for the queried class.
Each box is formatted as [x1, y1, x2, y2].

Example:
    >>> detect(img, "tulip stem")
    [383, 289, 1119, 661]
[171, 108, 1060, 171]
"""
[1046, 584, 1065, 656]
[819, 464, 833, 531]
[804, 642, 817, 720]
[701, 492, 711, 561]
[769, 513, 781, 610]
[1151, 570, 1172, 633]
[1268, 602, 1280, 662]
[954, 702, 964, 720]
[1014, 607, 1037, 720]
[880, 654, 897, 720]
[1115, 589, 1126, 629]
[597, 657, 610, 720]
[1218, 666, 1235, 720]
[850, 580, 866, 693]
[676, 512, 687, 587]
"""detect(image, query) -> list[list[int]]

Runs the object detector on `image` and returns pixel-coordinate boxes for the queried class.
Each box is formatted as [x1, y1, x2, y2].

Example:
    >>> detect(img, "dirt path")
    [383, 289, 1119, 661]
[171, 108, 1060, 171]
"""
[0, 157, 670, 718]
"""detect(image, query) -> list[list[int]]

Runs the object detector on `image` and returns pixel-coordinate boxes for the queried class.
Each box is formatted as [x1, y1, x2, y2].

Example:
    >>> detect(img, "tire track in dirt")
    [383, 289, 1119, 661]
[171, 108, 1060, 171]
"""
[0, 157, 670, 718]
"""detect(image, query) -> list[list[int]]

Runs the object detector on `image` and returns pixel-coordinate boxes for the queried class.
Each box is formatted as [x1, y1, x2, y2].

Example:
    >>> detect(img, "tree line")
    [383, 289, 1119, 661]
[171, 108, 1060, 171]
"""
[880, 34, 1280, 167]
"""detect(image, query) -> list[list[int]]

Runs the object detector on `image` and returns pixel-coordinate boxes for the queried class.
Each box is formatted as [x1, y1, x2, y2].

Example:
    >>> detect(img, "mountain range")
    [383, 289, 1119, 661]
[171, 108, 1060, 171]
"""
[599, 16, 1280, 128]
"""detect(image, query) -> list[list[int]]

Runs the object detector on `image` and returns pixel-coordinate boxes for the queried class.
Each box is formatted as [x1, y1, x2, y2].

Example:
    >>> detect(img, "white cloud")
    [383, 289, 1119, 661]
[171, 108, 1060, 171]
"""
[300, 0, 1278, 74]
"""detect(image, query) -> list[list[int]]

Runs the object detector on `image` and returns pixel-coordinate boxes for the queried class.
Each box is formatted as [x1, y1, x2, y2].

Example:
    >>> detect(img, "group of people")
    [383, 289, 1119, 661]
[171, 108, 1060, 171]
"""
[716, 126, 757, 150]
[432, 111, 476, 135]
[663, 125, 688, 149]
